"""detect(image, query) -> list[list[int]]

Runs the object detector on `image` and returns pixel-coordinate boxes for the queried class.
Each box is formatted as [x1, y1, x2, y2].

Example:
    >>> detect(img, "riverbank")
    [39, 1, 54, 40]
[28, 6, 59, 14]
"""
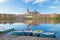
[0, 35, 57, 40]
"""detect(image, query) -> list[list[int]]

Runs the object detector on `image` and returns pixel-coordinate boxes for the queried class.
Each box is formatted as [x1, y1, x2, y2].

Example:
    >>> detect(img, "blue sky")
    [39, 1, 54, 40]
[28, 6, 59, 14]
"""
[0, 0, 60, 14]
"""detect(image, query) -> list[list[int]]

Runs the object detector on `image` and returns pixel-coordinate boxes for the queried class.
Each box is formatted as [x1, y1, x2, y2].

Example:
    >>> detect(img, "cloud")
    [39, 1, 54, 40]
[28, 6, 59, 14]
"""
[22, 0, 49, 4]
[38, 3, 44, 7]
[33, 0, 49, 4]
[0, 0, 9, 3]
[0, 0, 6, 3]
[22, 0, 50, 7]
[22, 0, 33, 3]
[49, 6, 57, 9]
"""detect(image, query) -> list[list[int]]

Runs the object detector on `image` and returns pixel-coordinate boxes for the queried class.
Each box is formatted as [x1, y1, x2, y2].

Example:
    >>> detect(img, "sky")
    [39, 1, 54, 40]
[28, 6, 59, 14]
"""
[0, 0, 60, 14]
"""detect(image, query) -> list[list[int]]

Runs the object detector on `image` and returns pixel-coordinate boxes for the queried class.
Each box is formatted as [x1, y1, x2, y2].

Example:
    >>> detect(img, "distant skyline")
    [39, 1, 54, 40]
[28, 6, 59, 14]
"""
[0, 0, 60, 14]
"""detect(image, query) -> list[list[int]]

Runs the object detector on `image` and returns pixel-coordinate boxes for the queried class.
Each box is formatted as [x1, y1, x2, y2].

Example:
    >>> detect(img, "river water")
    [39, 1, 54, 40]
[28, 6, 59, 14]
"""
[0, 23, 60, 38]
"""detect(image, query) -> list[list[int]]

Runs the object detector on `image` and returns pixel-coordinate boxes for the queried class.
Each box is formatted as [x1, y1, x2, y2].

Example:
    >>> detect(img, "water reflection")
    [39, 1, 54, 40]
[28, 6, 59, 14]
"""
[38, 19, 60, 24]
[0, 19, 60, 38]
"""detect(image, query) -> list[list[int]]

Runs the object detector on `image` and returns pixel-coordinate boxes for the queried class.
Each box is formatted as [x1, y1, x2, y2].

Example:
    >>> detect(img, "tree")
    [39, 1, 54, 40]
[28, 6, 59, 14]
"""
[7, 16, 16, 23]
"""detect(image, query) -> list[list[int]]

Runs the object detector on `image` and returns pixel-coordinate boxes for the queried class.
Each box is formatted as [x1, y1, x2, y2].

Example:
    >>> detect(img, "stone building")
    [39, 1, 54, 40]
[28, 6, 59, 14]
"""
[0, 10, 58, 24]
[25, 9, 40, 25]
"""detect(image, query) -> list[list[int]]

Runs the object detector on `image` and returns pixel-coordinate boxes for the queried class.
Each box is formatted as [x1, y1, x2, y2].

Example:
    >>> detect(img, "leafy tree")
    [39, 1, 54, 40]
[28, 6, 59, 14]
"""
[7, 16, 16, 23]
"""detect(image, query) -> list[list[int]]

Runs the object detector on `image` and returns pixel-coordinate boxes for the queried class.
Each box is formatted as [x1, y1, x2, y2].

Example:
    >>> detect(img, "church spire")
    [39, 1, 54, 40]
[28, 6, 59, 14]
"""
[27, 8, 29, 13]
[34, 9, 37, 12]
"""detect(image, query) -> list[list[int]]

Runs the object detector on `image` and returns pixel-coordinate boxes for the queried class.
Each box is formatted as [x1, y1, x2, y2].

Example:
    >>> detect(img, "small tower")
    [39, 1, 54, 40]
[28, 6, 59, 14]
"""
[26, 9, 29, 13]
[34, 9, 36, 12]
[34, 9, 37, 16]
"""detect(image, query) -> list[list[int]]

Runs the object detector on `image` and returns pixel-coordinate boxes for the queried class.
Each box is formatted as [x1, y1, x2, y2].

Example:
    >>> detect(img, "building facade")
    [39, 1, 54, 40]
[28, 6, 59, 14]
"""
[0, 9, 58, 24]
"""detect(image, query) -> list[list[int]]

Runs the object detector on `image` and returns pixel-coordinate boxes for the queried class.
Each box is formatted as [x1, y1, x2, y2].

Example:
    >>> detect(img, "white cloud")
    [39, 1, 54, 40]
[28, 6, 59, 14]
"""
[33, 0, 49, 4]
[22, 0, 50, 7]
[22, 0, 49, 4]
[5, 13, 24, 14]
[0, 0, 7, 3]
[49, 6, 57, 9]
[22, 0, 33, 3]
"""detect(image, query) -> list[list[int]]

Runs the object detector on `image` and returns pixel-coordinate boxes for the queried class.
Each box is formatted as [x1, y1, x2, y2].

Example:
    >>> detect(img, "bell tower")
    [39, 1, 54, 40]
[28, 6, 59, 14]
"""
[26, 9, 29, 13]
[34, 9, 36, 12]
